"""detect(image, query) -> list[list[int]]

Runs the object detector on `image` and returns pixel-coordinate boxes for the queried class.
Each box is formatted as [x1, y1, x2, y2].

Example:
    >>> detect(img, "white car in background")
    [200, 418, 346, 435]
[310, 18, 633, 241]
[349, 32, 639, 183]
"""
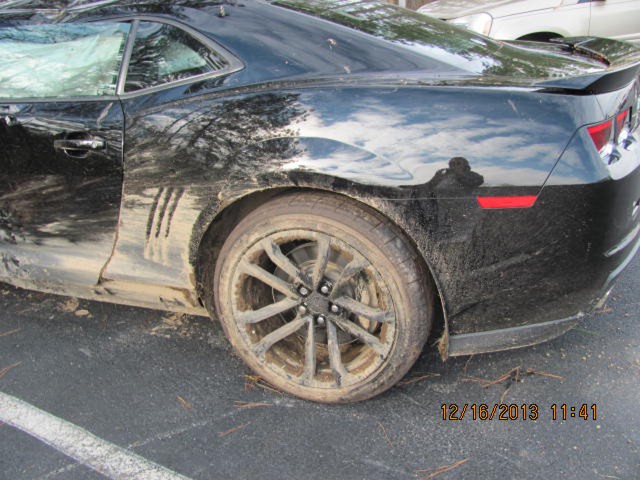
[418, 0, 640, 44]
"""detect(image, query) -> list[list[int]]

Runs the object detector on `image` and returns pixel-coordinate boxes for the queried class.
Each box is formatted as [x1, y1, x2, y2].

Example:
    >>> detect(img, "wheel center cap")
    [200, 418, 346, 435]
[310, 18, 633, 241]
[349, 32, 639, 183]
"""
[305, 292, 330, 314]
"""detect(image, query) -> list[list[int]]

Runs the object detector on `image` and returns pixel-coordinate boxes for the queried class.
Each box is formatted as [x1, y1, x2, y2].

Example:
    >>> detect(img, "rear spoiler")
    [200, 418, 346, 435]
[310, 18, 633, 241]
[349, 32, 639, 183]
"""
[534, 37, 640, 93]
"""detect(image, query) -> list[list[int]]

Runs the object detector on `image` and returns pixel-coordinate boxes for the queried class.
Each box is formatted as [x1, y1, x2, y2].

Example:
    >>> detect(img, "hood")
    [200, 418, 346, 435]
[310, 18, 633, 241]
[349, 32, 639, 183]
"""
[417, 0, 563, 20]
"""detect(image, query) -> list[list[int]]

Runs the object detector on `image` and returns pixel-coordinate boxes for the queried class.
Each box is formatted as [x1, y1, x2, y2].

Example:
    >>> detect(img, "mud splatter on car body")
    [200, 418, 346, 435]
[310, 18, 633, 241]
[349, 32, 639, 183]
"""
[0, 0, 639, 358]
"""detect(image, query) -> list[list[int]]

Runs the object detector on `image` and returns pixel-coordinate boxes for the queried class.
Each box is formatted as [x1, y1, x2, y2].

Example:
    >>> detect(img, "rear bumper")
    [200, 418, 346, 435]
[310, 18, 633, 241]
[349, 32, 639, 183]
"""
[446, 122, 640, 355]
[447, 234, 639, 356]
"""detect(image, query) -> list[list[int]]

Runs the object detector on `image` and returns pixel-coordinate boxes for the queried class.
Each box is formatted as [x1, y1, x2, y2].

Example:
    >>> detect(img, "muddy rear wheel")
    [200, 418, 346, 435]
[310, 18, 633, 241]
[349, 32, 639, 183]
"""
[208, 192, 433, 403]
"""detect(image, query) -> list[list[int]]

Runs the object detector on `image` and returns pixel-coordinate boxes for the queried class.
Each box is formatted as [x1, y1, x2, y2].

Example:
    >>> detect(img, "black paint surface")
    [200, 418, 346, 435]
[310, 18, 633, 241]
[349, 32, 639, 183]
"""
[0, 0, 639, 354]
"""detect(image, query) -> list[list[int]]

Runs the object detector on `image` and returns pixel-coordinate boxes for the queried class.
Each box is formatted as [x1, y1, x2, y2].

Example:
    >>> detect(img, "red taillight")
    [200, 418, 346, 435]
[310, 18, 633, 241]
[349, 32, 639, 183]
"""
[587, 119, 613, 154]
[588, 108, 634, 163]
[477, 195, 538, 209]
[616, 109, 631, 146]
[615, 109, 629, 134]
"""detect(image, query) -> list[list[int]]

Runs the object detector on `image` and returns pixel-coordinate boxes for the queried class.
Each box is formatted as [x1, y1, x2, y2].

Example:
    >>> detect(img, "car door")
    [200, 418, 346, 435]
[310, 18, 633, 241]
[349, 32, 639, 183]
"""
[0, 22, 129, 290]
[96, 18, 243, 311]
[589, 0, 640, 44]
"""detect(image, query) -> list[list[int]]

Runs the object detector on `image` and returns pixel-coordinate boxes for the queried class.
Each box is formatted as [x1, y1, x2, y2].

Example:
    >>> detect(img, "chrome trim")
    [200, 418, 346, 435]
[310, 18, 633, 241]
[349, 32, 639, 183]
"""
[0, 96, 120, 104]
[95, 14, 245, 98]
[53, 137, 106, 151]
[115, 20, 138, 96]
[605, 233, 640, 286]
[605, 224, 640, 257]
[622, 132, 637, 152]
[117, 69, 238, 99]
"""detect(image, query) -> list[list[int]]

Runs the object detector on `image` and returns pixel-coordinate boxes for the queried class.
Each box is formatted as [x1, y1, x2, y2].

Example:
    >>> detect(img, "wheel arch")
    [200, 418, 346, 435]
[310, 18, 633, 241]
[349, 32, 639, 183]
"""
[192, 186, 450, 357]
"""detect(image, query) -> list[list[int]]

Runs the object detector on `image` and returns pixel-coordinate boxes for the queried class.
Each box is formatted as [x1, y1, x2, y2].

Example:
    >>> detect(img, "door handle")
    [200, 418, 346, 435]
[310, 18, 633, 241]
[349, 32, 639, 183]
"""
[54, 137, 106, 152]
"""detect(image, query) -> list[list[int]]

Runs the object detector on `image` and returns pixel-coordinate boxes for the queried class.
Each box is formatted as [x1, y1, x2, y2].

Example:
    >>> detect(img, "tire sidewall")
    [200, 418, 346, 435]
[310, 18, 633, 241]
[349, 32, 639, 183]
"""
[213, 197, 432, 403]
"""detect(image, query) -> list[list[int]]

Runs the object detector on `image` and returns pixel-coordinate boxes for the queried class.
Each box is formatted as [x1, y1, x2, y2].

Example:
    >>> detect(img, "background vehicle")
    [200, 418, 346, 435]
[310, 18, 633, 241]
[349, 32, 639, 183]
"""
[0, 0, 639, 402]
[418, 0, 640, 44]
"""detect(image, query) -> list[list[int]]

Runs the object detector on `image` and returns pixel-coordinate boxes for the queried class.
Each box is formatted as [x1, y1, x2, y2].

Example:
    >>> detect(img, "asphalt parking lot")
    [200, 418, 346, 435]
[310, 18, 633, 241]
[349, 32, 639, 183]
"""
[0, 255, 638, 480]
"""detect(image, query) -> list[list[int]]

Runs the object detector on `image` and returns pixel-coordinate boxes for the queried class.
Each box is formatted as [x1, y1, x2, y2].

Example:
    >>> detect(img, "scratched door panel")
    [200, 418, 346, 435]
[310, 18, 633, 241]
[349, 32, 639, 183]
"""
[0, 101, 124, 289]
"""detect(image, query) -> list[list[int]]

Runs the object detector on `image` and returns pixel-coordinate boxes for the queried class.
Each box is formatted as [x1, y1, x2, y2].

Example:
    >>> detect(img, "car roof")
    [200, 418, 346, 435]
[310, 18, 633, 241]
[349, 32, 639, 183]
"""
[0, 0, 609, 86]
[0, 0, 462, 80]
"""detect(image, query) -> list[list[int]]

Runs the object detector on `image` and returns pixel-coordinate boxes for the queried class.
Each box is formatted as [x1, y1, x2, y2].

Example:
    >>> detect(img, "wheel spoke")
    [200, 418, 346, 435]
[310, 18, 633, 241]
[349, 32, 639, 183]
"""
[236, 297, 299, 325]
[261, 239, 311, 287]
[326, 320, 348, 385]
[252, 316, 309, 358]
[311, 234, 331, 290]
[330, 257, 369, 298]
[332, 296, 395, 324]
[330, 315, 386, 356]
[239, 260, 296, 298]
[302, 317, 316, 384]
[232, 229, 398, 391]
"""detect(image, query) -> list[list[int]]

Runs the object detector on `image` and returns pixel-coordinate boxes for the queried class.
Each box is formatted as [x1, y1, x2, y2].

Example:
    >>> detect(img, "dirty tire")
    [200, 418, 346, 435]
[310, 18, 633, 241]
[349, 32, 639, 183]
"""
[208, 192, 433, 403]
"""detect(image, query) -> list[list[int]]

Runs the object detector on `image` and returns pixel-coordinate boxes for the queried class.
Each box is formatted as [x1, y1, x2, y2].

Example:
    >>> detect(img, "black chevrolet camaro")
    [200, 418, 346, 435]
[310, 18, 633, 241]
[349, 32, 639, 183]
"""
[0, 0, 639, 402]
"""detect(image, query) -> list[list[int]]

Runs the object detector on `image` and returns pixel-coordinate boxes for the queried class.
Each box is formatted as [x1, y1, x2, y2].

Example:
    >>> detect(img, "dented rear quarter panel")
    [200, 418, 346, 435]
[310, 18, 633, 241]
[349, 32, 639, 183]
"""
[2, 0, 638, 351]
[101, 77, 606, 336]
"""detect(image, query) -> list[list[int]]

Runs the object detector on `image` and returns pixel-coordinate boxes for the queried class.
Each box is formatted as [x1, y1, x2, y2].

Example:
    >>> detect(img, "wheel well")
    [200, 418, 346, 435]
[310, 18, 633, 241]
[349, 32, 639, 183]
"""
[194, 187, 447, 353]
[517, 32, 563, 42]
[194, 188, 294, 306]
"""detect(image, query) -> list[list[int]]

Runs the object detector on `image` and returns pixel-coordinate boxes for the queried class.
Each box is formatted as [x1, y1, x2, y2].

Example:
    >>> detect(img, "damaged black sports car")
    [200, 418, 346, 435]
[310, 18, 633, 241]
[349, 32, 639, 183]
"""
[0, 0, 639, 402]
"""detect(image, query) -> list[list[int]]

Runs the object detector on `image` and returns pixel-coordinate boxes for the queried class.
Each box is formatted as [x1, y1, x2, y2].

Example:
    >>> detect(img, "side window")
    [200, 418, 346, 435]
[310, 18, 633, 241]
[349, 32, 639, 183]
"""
[125, 22, 229, 92]
[0, 23, 130, 99]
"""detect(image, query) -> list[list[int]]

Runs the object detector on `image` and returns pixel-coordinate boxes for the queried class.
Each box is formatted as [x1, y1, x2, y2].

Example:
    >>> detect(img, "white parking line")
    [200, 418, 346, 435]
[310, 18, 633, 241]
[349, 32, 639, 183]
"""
[0, 391, 193, 480]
